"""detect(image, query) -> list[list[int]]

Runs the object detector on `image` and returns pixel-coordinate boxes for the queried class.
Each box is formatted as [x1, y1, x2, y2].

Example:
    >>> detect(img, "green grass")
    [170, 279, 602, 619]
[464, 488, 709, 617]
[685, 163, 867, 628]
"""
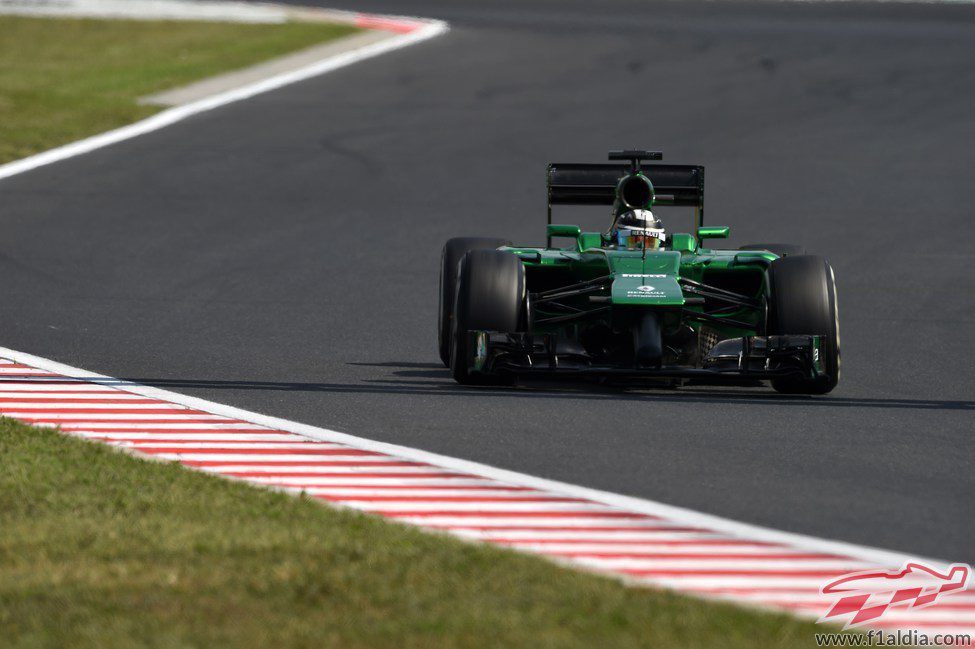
[0, 16, 359, 164]
[0, 418, 831, 648]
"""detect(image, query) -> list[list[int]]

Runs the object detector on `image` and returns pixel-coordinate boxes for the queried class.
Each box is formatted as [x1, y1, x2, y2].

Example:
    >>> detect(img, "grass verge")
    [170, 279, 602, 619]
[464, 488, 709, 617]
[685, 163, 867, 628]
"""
[0, 16, 359, 164]
[0, 417, 830, 647]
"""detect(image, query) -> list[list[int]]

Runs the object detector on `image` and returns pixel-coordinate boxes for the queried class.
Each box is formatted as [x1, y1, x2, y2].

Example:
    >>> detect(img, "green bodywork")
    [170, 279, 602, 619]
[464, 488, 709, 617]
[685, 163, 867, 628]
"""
[453, 153, 828, 384]
[504, 226, 776, 347]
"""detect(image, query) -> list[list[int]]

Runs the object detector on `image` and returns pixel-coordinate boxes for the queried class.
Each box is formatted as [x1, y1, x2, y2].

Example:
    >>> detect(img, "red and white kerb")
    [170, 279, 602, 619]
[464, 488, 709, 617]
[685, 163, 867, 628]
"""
[0, 357, 971, 641]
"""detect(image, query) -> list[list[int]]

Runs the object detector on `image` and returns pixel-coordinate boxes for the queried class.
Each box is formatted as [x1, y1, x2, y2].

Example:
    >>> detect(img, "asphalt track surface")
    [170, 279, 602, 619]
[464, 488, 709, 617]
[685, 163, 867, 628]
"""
[1, 1, 974, 563]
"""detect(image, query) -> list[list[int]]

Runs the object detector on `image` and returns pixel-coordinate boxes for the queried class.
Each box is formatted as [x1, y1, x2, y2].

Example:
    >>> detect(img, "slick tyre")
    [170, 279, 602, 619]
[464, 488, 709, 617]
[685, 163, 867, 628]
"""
[438, 237, 509, 367]
[450, 249, 525, 385]
[740, 243, 806, 257]
[767, 255, 841, 395]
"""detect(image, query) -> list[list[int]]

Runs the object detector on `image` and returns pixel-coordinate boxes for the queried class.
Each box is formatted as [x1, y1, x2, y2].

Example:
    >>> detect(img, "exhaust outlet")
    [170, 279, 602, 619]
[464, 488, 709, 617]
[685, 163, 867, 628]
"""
[619, 174, 654, 210]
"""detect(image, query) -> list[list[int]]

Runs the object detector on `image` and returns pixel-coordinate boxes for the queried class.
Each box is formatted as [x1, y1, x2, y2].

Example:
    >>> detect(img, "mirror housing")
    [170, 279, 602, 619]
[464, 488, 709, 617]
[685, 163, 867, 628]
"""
[670, 233, 697, 253]
[547, 224, 582, 239]
[697, 226, 730, 240]
[579, 232, 603, 250]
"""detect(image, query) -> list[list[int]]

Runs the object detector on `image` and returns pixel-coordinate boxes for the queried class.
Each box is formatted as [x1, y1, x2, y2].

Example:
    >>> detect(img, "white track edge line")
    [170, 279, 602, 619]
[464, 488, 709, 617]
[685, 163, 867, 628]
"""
[0, 18, 448, 182]
[0, 345, 950, 569]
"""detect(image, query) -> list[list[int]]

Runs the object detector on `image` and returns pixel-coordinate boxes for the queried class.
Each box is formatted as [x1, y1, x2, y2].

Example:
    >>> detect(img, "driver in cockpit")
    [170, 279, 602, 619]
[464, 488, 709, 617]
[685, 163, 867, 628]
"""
[609, 209, 666, 250]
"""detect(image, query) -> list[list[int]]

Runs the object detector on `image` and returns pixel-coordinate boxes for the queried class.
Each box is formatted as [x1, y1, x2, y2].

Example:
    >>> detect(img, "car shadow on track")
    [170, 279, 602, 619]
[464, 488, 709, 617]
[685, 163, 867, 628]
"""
[115, 361, 975, 412]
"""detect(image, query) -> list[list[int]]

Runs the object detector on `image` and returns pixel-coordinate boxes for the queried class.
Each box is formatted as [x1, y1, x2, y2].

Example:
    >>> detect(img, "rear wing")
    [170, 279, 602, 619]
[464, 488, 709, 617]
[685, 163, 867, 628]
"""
[546, 162, 705, 229]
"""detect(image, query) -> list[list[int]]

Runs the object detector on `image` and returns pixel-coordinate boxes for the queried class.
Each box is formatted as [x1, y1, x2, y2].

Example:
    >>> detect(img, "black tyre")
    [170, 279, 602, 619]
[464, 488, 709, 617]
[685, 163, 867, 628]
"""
[767, 255, 841, 394]
[438, 237, 509, 366]
[450, 249, 525, 384]
[741, 243, 806, 257]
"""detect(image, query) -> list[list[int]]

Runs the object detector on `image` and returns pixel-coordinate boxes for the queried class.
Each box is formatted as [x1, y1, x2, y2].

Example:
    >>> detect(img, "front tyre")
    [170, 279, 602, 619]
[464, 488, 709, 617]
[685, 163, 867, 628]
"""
[767, 255, 841, 395]
[450, 249, 525, 385]
[438, 237, 509, 367]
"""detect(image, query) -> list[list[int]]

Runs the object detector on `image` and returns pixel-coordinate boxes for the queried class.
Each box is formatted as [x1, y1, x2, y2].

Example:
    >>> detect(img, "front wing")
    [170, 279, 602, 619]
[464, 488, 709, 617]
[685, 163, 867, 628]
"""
[462, 332, 828, 383]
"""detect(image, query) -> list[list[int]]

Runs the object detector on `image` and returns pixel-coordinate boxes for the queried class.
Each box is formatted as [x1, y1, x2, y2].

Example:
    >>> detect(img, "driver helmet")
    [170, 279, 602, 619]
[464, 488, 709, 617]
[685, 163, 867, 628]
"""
[613, 209, 666, 250]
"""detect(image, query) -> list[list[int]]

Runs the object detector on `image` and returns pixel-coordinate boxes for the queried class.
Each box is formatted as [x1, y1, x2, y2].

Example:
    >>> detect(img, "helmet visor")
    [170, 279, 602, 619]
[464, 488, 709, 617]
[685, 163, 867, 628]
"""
[617, 230, 664, 250]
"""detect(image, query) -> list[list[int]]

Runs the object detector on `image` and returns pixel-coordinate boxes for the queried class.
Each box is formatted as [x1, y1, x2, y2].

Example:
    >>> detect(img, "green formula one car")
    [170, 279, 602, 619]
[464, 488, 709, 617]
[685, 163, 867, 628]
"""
[438, 150, 840, 394]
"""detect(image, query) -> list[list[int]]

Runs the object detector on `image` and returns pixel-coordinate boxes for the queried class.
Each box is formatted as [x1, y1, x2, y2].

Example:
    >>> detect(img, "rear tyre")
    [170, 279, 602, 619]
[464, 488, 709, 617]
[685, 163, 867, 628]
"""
[438, 237, 510, 367]
[767, 255, 841, 394]
[450, 249, 525, 385]
[741, 243, 806, 257]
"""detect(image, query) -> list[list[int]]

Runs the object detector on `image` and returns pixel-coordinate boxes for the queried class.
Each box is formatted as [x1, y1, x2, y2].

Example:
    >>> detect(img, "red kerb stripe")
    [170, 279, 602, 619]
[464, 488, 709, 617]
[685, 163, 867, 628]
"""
[0, 397, 159, 403]
[621, 568, 851, 577]
[382, 510, 654, 519]
[130, 446, 378, 456]
[266, 483, 527, 490]
[315, 495, 586, 503]
[1, 407, 212, 414]
[489, 538, 780, 547]
[547, 551, 845, 560]
[220, 471, 472, 478]
[181, 460, 428, 467]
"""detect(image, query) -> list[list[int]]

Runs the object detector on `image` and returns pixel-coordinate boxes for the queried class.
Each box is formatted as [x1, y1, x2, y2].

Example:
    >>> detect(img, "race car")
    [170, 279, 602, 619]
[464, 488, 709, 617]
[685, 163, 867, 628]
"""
[438, 150, 840, 394]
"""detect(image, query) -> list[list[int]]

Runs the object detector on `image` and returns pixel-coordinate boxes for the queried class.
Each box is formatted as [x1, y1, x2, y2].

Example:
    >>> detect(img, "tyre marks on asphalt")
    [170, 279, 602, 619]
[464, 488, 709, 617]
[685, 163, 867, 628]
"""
[1, 357, 973, 638]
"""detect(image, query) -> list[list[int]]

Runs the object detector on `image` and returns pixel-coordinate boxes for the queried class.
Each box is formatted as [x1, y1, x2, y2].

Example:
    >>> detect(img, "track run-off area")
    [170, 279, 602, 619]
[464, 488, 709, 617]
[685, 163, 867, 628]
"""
[0, 351, 973, 637]
[0, 0, 974, 637]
